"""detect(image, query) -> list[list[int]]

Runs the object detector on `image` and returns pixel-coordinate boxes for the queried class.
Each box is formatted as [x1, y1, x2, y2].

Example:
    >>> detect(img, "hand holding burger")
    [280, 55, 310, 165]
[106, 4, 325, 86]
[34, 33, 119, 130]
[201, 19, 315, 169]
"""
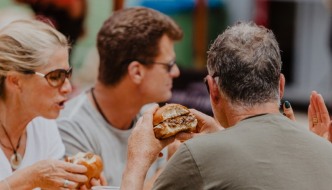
[65, 152, 103, 189]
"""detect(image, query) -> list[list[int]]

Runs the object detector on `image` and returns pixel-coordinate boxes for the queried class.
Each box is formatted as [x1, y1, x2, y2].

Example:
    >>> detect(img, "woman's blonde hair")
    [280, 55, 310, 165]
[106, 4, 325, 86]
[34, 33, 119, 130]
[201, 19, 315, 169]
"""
[0, 19, 69, 96]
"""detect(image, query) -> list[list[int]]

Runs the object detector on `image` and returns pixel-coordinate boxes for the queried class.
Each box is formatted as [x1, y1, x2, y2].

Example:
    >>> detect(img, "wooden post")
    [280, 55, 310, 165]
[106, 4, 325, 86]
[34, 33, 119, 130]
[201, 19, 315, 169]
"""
[114, 0, 125, 11]
[194, 0, 207, 69]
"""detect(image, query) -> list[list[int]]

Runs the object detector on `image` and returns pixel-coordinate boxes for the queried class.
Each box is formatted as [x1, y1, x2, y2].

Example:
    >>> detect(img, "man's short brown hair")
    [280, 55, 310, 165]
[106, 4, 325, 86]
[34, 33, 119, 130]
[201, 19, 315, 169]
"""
[97, 7, 183, 86]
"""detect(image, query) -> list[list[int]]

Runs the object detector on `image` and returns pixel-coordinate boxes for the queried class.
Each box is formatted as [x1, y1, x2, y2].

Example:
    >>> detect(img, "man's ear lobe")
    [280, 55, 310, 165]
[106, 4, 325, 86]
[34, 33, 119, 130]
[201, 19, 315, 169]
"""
[208, 77, 220, 103]
[279, 73, 285, 99]
[128, 61, 144, 84]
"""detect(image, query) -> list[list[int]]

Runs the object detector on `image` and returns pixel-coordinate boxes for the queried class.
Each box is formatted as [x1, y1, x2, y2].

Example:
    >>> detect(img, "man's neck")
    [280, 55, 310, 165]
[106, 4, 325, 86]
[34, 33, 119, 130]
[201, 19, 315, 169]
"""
[224, 102, 281, 128]
[90, 82, 144, 130]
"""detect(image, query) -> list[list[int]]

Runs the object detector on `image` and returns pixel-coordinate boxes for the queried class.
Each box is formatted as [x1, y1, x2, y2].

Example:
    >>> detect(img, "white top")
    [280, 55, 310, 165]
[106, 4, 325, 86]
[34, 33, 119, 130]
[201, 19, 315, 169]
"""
[0, 117, 65, 182]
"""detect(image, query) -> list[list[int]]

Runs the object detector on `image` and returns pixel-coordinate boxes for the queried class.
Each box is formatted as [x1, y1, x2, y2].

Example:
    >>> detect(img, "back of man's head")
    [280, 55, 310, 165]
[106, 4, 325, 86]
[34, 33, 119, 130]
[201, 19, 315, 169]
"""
[96, 7, 183, 86]
[207, 21, 282, 107]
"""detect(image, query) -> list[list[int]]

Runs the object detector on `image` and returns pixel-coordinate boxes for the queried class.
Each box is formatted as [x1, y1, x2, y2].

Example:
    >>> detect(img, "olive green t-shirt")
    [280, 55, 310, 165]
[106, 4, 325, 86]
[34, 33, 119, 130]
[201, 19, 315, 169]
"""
[153, 114, 332, 190]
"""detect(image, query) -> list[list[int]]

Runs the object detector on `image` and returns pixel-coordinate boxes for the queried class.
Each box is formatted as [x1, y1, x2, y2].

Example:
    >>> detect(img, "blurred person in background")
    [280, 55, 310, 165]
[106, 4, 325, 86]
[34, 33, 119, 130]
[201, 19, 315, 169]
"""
[57, 7, 183, 188]
[322, 0, 332, 54]
[14, 0, 87, 61]
[0, 19, 103, 190]
[121, 21, 332, 190]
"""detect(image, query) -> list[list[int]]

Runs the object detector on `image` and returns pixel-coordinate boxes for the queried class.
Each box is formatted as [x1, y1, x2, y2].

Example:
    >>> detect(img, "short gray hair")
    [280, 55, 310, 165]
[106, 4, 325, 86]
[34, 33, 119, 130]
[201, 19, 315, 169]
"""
[207, 21, 282, 107]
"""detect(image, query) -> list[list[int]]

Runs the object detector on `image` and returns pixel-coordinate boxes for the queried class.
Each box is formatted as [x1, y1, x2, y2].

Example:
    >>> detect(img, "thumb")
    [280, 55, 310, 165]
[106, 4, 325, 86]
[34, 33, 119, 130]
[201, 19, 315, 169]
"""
[283, 101, 296, 121]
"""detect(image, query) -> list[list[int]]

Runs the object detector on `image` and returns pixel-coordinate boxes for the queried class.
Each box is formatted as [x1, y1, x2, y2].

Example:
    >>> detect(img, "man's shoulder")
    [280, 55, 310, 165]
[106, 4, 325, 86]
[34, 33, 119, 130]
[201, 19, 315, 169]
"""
[57, 92, 96, 131]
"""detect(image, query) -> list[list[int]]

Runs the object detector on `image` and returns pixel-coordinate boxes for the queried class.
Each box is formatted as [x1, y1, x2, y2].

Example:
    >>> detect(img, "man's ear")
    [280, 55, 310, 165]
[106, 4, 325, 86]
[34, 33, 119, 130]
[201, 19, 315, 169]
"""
[207, 76, 220, 104]
[279, 73, 285, 99]
[127, 61, 144, 84]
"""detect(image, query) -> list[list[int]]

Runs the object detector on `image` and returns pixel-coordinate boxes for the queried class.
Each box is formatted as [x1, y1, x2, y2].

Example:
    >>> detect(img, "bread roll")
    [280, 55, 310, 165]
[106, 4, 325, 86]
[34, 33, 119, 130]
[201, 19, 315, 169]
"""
[65, 152, 103, 189]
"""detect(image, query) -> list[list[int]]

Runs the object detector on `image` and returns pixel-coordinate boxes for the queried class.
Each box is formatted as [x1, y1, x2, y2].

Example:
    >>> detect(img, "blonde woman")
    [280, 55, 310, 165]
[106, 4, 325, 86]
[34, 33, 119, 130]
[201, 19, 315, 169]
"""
[0, 19, 103, 189]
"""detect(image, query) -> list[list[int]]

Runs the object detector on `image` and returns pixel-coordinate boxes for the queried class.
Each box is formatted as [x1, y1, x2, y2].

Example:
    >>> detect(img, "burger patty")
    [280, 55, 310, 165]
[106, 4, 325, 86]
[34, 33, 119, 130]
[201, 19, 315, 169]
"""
[163, 113, 196, 128]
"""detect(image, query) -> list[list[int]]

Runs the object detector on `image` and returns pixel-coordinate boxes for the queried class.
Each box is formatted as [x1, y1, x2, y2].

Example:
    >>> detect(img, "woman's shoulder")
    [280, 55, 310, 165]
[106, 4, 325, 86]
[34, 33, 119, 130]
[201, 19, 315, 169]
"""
[28, 117, 58, 134]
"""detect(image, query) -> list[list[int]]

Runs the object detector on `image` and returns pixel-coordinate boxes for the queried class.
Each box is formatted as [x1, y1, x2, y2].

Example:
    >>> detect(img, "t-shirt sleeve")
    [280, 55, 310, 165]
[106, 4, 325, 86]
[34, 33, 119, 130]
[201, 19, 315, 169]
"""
[57, 118, 98, 157]
[152, 143, 203, 190]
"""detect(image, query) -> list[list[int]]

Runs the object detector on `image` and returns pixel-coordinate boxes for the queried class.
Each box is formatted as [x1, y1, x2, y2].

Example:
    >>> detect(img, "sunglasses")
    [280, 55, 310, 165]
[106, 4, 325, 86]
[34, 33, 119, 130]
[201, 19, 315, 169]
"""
[134, 59, 176, 73]
[24, 67, 72, 87]
[153, 60, 177, 73]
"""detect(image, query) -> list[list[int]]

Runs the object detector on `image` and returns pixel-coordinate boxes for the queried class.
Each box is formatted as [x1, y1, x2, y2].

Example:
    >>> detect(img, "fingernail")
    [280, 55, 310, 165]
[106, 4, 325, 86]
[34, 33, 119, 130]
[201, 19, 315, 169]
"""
[284, 101, 291, 108]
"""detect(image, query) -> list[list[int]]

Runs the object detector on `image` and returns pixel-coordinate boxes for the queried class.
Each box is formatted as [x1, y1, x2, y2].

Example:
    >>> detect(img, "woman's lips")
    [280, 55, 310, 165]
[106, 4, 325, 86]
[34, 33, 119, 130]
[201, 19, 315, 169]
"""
[57, 99, 67, 109]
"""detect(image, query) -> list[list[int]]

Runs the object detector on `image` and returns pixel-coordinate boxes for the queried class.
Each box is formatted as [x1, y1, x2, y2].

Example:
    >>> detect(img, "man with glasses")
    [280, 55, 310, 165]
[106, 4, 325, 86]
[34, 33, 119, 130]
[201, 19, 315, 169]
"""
[57, 7, 183, 187]
[121, 22, 332, 190]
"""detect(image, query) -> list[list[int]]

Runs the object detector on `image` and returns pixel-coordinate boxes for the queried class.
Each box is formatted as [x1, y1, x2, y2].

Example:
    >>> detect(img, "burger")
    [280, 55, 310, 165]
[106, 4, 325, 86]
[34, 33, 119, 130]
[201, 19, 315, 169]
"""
[65, 152, 103, 189]
[153, 103, 198, 139]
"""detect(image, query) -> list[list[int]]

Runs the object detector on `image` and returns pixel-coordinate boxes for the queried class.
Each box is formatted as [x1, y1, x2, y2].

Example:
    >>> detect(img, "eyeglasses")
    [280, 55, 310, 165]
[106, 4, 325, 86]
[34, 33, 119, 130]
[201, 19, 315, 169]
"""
[153, 60, 177, 73]
[135, 59, 176, 73]
[204, 72, 219, 94]
[24, 67, 72, 87]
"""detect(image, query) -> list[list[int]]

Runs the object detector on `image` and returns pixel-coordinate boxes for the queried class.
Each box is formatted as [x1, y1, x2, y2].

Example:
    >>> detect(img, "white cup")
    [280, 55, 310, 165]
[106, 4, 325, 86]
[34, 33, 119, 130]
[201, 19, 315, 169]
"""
[91, 186, 120, 190]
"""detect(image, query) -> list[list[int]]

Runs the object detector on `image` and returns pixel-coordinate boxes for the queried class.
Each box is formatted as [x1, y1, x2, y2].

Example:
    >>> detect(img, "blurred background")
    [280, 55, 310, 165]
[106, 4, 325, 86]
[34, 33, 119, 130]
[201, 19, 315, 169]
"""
[1, 0, 330, 125]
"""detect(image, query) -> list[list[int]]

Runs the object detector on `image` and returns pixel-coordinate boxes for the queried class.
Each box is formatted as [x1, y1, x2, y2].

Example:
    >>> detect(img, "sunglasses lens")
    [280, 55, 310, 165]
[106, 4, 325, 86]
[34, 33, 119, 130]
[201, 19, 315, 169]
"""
[46, 70, 67, 87]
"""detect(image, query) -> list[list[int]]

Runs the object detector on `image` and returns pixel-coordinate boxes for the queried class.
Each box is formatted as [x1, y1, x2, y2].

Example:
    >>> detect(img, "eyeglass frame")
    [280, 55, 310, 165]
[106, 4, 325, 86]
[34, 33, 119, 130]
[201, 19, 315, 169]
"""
[22, 67, 72, 88]
[152, 59, 177, 73]
[124, 59, 176, 73]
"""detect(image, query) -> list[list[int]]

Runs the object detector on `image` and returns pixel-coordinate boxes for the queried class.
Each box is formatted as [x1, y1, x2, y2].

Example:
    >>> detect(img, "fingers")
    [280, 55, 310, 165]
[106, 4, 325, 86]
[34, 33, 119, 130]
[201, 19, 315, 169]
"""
[137, 104, 158, 133]
[144, 103, 159, 116]
[308, 104, 314, 130]
[65, 173, 87, 186]
[54, 175, 85, 189]
[310, 91, 324, 124]
[60, 160, 87, 173]
[190, 108, 223, 133]
[189, 108, 209, 125]
[50, 178, 80, 190]
[175, 132, 195, 141]
[30, 160, 88, 190]
[315, 93, 330, 124]
[89, 177, 101, 186]
[309, 91, 330, 127]
[328, 122, 332, 143]
[283, 101, 296, 121]
[52, 160, 88, 186]
[308, 92, 318, 130]
[128, 104, 174, 166]
[189, 109, 213, 128]
[62, 179, 78, 189]
[99, 172, 108, 186]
